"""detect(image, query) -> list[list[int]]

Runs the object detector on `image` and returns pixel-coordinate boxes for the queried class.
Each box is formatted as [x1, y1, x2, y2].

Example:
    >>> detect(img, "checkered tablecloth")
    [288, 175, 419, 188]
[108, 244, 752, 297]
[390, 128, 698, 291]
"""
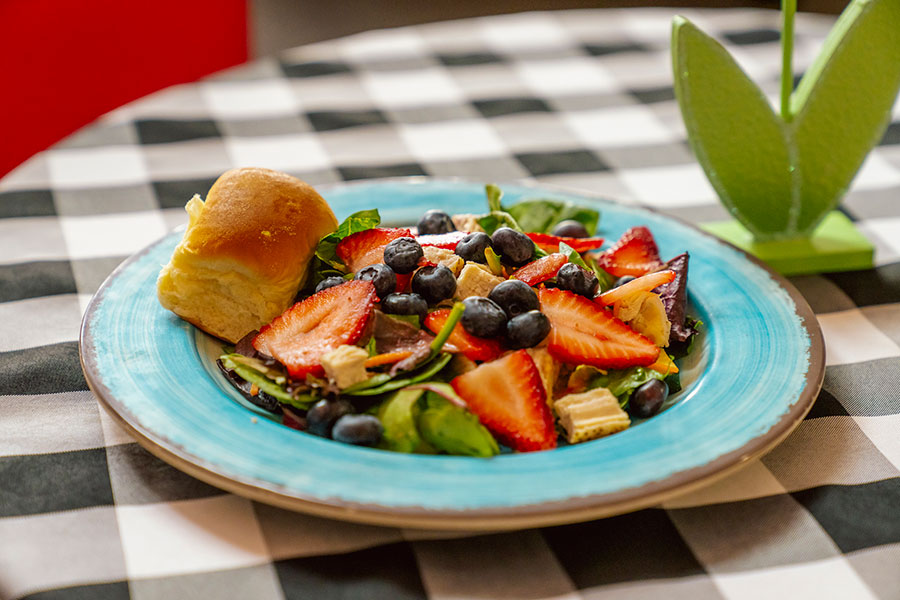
[2, 8, 899, 599]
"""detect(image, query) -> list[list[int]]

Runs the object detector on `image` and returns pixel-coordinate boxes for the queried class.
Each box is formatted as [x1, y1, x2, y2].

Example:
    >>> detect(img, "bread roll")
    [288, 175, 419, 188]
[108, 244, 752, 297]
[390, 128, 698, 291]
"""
[157, 167, 338, 343]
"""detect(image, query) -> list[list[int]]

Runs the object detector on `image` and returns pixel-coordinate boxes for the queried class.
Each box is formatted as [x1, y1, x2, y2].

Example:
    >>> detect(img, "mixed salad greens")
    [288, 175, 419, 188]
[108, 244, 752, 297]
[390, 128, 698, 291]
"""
[216, 185, 700, 456]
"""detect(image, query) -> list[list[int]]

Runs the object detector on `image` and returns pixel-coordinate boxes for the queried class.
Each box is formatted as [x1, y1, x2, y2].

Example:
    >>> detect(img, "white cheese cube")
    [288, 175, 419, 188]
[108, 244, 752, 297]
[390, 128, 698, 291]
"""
[454, 263, 505, 300]
[422, 246, 464, 276]
[554, 387, 630, 444]
[321, 345, 370, 389]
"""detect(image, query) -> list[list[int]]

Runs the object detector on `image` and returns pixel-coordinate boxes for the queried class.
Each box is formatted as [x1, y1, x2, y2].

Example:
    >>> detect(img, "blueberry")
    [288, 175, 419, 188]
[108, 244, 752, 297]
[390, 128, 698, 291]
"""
[629, 379, 668, 418]
[506, 310, 551, 349]
[613, 275, 636, 288]
[417, 209, 456, 235]
[383, 237, 423, 274]
[315, 276, 346, 294]
[332, 414, 383, 446]
[382, 293, 428, 321]
[460, 296, 508, 338]
[411, 265, 457, 305]
[355, 263, 396, 299]
[306, 399, 353, 437]
[488, 279, 539, 318]
[551, 220, 590, 238]
[455, 232, 493, 263]
[491, 227, 535, 266]
[556, 262, 599, 298]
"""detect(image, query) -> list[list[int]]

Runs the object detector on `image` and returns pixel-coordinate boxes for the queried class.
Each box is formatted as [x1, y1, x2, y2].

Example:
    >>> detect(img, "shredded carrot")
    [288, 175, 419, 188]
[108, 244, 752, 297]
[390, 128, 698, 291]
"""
[364, 350, 414, 368]
[249, 383, 259, 396]
[647, 350, 679, 375]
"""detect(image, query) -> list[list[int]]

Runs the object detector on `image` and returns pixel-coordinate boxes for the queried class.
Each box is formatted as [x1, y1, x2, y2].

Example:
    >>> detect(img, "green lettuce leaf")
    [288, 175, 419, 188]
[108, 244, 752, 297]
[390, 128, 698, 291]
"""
[504, 198, 600, 235]
[485, 184, 503, 212]
[314, 209, 381, 270]
[343, 353, 454, 397]
[590, 367, 666, 408]
[477, 211, 522, 236]
[219, 354, 314, 409]
[377, 389, 436, 454]
[415, 392, 499, 457]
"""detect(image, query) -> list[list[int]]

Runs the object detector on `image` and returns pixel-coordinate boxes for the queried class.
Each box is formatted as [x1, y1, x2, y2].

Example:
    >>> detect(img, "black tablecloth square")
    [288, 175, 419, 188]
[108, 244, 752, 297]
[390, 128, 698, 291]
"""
[306, 109, 389, 132]
[0, 342, 88, 395]
[472, 97, 552, 118]
[792, 479, 900, 553]
[0, 189, 56, 219]
[0, 260, 77, 303]
[0, 448, 114, 517]
[136, 119, 223, 146]
[543, 509, 706, 586]
[274, 542, 427, 600]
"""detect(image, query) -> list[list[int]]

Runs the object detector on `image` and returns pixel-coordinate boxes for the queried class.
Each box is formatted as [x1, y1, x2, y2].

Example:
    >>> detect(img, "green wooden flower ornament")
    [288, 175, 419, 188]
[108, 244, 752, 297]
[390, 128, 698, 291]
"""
[672, 0, 900, 273]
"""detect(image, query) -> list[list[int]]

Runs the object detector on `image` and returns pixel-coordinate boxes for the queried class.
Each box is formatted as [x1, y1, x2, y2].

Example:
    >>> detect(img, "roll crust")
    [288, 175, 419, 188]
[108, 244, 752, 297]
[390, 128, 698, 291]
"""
[157, 167, 338, 343]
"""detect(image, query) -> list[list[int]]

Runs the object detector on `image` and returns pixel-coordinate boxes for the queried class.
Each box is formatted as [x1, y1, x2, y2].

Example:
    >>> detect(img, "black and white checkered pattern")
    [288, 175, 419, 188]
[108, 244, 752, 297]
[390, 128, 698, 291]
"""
[2, 8, 899, 599]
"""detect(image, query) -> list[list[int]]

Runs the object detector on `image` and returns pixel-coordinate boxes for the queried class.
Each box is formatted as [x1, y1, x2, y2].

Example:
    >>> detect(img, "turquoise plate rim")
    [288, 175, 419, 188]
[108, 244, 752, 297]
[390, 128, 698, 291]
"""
[80, 178, 825, 530]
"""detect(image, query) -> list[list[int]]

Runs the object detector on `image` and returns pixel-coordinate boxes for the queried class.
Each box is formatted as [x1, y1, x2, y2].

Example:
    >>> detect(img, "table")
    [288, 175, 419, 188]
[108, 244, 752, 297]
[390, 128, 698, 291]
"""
[2, 8, 899, 600]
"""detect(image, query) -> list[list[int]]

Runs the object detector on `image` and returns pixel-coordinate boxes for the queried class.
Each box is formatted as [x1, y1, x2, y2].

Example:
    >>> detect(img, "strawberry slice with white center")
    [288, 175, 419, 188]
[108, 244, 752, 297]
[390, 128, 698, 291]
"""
[416, 231, 467, 250]
[451, 350, 556, 452]
[537, 287, 659, 369]
[595, 226, 662, 278]
[512, 253, 568, 286]
[526, 232, 605, 253]
[253, 280, 377, 379]
[336, 227, 412, 272]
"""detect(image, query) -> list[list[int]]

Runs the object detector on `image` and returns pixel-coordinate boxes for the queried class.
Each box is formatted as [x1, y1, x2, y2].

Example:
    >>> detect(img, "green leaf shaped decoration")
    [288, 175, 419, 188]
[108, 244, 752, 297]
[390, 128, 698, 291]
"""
[672, 0, 900, 241]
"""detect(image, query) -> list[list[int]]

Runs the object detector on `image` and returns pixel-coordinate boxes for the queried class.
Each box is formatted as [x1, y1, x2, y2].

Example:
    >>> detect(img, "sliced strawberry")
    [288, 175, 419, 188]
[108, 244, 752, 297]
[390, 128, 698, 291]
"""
[395, 257, 437, 293]
[527, 232, 605, 254]
[537, 287, 658, 369]
[395, 271, 414, 294]
[451, 350, 556, 452]
[595, 226, 662, 277]
[416, 231, 467, 250]
[424, 308, 503, 362]
[253, 280, 377, 379]
[512, 253, 568, 286]
[336, 227, 412, 273]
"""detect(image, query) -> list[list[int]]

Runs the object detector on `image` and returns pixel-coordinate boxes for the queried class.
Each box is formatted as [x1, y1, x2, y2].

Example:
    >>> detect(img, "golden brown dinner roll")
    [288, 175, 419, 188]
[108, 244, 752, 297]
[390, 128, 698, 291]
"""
[157, 167, 338, 343]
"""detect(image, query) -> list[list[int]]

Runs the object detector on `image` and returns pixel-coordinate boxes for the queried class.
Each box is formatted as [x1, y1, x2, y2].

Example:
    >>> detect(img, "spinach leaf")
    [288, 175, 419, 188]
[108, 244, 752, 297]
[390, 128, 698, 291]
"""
[382, 313, 421, 329]
[478, 211, 522, 236]
[485, 184, 504, 212]
[559, 241, 589, 269]
[219, 354, 315, 409]
[567, 246, 615, 293]
[345, 304, 462, 396]
[314, 209, 381, 270]
[478, 183, 523, 235]
[377, 389, 436, 454]
[343, 353, 454, 397]
[302, 259, 347, 293]
[416, 392, 499, 457]
[665, 370, 682, 395]
[504, 198, 600, 235]
[591, 367, 666, 408]
[342, 373, 392, 394]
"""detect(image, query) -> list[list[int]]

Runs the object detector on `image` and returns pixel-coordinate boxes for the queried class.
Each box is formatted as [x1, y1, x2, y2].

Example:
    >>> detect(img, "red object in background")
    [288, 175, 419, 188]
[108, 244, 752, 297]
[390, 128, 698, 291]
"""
[0, 0, 248, 178]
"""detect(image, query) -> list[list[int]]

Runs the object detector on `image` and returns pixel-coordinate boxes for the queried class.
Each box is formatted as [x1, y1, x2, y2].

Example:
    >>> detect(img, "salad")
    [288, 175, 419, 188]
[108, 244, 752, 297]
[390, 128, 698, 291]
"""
[216, 185, 700, 456]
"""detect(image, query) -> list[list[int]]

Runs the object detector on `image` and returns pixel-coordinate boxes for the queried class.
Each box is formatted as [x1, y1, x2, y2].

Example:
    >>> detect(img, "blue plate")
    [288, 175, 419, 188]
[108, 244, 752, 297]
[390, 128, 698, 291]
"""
[80, 179, 824, 530]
